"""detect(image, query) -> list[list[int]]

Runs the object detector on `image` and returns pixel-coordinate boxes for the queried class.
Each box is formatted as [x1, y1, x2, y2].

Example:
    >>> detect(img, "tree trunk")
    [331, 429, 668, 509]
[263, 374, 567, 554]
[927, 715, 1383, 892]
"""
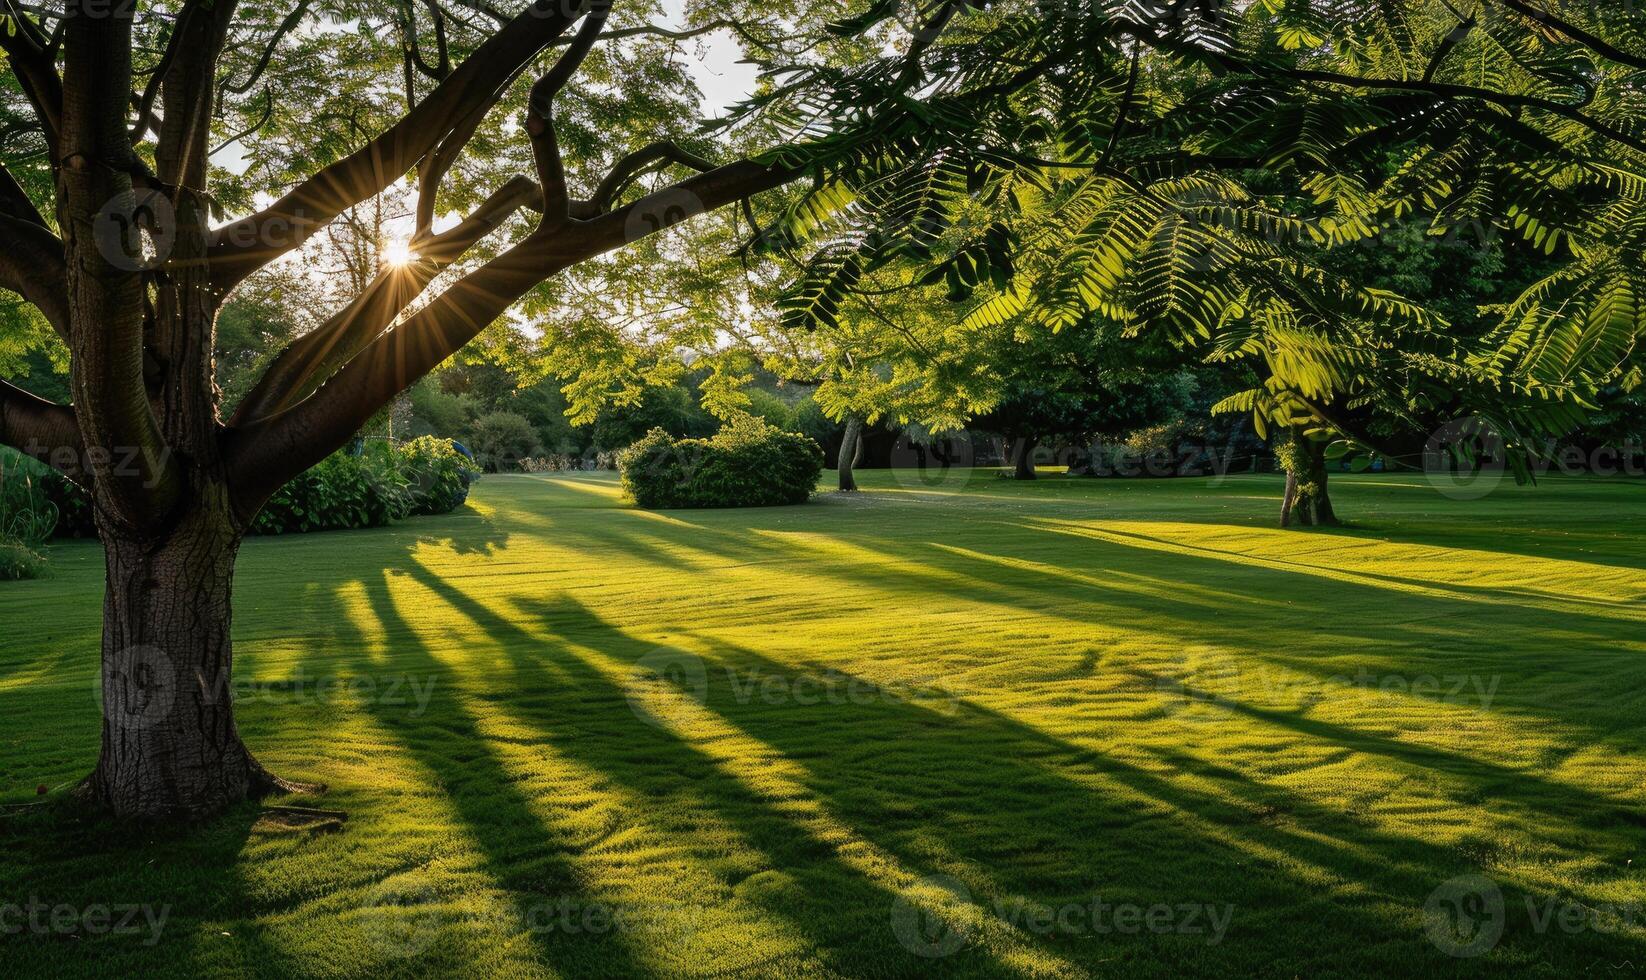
[838, 416, 862, 491]
[1012, 436, 1039, 480]
[1278, 429, 1338, 528]
[82, 495, 305, 818]
[1280, 468, 1301, 529]
[1313, 461, 1337, 526]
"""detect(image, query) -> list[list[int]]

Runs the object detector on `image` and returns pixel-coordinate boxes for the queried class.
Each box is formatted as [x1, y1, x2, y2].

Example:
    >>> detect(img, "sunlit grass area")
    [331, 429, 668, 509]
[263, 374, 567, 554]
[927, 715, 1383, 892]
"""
[1, 471, 1643, 977]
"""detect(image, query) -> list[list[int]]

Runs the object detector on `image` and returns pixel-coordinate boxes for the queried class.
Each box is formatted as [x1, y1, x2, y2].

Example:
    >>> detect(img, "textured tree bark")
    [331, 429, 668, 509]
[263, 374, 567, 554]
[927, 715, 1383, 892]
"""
[1278, 429, 1337, 528]
[838, 417, 862, 491]
[1313, 456, 1338, 526]
[83, 498, 310, 818]
[1280, 468, 1301, 528]
[1012, 436, 1039, 480]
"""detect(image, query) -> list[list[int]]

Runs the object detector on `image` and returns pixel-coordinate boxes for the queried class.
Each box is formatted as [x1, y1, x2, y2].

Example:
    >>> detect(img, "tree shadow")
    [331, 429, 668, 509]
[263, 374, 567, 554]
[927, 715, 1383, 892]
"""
[382, 559, 1058, 977]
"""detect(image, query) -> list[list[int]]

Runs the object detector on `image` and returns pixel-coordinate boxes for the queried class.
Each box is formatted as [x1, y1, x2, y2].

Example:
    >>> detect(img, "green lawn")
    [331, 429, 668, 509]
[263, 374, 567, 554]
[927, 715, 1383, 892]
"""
[1, 470, 1643, 977]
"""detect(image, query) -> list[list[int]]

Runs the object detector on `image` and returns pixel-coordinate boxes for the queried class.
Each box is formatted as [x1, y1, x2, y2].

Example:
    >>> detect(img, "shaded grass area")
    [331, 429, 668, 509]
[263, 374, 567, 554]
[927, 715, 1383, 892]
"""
[0, 470, 1643, 977]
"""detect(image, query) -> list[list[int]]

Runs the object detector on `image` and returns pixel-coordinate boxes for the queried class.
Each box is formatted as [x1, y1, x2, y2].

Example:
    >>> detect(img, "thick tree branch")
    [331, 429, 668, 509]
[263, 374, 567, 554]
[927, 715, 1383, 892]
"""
[154, 0, 240, 191]
[0, 0, 64, 158]
[0, 212, 69, 338]
[0, 379, 85, 482]
[590, 141, 715, 211]
[58, 0, 180, 527]
[401, 0, 451, 81]
[0, 160, 47, 227]
[230, 175, 541, 426]
[129, 3, 194, 146]
[208, 0, 584, 293]
[527, 0, 611, 224]
[411, 11, 735, 237]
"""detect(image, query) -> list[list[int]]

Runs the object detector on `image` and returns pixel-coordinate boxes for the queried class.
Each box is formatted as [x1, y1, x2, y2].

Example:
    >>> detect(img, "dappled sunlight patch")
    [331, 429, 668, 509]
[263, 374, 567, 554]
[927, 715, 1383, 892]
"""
[0, 643, 71, 694]
[928, 541, 1294, 613]
[541, 473, 629, 502]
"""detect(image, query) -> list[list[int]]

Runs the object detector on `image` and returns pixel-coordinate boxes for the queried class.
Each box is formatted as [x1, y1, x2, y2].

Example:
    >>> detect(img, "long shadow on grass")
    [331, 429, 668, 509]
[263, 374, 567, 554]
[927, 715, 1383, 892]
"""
[386, 560, 1051, 978]
[1058, 520, 1646, 619]
[0, 803, 314, 980]
[442, 572, 1645, 975]
[665, 630, 1646, 974]
[812, 522, 1646, 749]
[333, 568, 657, 978]
[475, 480, 1646, 760]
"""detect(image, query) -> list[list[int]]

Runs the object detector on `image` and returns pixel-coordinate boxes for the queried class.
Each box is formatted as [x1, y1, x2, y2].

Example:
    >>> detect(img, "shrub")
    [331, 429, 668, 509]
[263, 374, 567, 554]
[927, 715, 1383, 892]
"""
[5, 437, 477, 541]
[250, 437, 475, 534]
[399, 436, 477, 515]
[0, 539, 46, 581]
[619, 418, 823, 509]
[520, 451, 619, 473]
[0, 450, 61, 581]
[469, 411, 543, 472]
[251, 450, 406, 534]
[1, 449, 61, 546]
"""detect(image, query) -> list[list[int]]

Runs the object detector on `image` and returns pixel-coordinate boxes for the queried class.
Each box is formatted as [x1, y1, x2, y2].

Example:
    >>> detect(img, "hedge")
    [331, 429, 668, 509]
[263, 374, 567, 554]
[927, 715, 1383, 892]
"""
[0, 437, 477, 542]
[619, 418, 823, 509]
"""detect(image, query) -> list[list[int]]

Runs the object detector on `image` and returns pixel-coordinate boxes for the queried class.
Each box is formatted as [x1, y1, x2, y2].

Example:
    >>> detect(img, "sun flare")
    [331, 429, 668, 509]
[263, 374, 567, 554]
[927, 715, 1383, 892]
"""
[381, 239, 417, 267]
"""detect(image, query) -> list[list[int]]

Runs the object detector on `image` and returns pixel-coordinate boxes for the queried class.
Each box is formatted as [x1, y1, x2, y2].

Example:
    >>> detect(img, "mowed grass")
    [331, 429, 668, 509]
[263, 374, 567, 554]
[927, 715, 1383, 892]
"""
[0, 469, 1643, 978]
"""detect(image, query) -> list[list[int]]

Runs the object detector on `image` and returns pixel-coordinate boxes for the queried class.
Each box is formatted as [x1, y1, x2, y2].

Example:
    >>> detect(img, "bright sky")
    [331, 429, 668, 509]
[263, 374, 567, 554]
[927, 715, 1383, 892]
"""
[667, 1, 762, 117]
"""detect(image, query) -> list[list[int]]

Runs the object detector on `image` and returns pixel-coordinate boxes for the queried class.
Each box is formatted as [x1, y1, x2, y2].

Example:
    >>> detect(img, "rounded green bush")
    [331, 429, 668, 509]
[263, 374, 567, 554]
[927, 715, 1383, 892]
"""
[399, 436, 477, 515]
[619, 417, 824, 509]
[0, 539, 46, 581]
[250, 437, 476, 535]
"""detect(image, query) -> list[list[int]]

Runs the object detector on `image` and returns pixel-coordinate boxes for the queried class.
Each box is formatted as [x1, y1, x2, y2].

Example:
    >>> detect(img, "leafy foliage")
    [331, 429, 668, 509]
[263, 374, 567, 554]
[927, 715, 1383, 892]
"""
[467, 411, 546, 474]
[619, 417, 823, 508]
[3, 439, 476, 540]
[251, 449, 409, 535]
[732, 0, 1646, 477]
[398, 435, 478, 516]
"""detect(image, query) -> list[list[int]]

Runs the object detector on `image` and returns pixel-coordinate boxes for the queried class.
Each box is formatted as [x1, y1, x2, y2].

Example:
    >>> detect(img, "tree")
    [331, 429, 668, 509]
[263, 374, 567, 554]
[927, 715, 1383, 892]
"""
[970, 317, 1197, 479]
[766, 2, 1646, 521]
[0, 0, 809, 819]
[469, 410, 544, 471]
